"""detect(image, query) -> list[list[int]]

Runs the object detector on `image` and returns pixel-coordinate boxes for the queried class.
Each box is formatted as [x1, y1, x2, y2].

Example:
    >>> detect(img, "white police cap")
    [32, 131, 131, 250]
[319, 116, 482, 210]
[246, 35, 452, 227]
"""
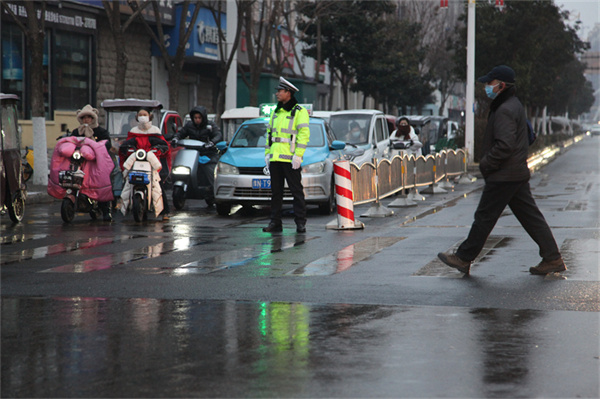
[276, 76, 299, 93]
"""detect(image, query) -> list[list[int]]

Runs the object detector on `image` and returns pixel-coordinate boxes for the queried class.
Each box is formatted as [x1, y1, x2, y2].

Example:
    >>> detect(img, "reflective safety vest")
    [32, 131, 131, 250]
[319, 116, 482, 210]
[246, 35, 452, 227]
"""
[266, 104, 310, 163]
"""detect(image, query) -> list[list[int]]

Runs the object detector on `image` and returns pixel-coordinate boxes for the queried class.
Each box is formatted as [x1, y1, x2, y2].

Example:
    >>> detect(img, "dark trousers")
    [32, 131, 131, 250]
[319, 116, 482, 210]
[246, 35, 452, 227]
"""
[269, 161, 306, 226]
[456, 180, 561, 262]
[198, 162, 216, 201]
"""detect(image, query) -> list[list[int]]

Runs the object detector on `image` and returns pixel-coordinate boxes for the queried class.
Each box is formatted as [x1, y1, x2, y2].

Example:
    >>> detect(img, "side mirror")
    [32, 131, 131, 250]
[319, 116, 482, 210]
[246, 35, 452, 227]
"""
[216, 141, 228, 151]
[330, 140, 346, 150]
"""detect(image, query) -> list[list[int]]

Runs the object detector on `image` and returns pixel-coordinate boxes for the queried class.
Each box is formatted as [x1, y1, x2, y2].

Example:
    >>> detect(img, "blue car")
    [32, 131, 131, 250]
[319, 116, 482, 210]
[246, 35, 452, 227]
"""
[214, 117, 346, 216]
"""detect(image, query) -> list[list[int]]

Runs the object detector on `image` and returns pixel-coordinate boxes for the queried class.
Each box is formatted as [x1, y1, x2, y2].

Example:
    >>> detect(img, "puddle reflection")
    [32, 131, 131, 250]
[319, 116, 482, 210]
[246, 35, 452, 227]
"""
[1, 298, 597, 398]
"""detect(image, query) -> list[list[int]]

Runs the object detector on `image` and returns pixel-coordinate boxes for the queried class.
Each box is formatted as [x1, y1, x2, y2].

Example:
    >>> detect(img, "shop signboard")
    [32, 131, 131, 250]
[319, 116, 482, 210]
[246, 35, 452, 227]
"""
[152, 4, 226, 61]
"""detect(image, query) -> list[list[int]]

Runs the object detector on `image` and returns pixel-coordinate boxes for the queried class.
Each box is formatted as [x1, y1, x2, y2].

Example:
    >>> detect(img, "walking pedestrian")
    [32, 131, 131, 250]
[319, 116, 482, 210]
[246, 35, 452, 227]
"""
[437, 65, 566, 276]
[262, 77, 310, 233]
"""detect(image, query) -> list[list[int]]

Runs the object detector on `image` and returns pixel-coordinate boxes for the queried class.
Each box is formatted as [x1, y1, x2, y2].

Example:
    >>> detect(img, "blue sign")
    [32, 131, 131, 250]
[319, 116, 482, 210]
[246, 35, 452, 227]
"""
[152, 4, 226, 61]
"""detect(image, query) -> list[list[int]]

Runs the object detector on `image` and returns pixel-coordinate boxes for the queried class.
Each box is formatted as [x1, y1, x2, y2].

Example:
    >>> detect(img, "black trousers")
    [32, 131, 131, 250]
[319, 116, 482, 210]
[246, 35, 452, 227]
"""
[269, 161, 306, 226]
[456, 180, 561, 262]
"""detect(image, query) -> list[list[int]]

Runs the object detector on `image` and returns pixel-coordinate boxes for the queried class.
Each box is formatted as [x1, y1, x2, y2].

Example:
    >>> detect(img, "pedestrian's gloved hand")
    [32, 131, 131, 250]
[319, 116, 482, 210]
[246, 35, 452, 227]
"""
[171, 138, 178, 146]
[205, 141, 215, 149]
[409, 139, 414, 147]
[292, 155, 302, 170]
[265, 155, 270, 168]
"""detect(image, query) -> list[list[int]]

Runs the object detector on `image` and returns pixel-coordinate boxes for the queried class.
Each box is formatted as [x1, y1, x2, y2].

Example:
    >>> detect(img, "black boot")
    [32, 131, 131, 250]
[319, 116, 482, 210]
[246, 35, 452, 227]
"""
[100, 202, 113, 222]
[262, 222, 282, 232]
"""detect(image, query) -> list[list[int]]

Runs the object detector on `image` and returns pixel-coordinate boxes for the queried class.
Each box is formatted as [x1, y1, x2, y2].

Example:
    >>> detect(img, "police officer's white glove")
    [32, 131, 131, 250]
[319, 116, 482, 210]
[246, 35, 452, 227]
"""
[291, 155, 302, 170]
[265, 155, 270, 168]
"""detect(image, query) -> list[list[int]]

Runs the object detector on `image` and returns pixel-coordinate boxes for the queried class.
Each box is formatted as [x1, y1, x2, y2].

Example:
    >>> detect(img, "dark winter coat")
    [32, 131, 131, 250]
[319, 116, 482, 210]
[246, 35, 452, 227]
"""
[175, 106, 222, 145]
[479, 86, 530, 182]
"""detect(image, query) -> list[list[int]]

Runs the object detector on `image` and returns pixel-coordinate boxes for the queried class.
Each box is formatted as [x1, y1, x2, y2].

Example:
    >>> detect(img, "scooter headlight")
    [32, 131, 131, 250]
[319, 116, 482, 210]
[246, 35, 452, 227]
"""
[217, 162, 239, 175]
[172, 166, 191, 175]
[135, 149, 147, 161]
[302, 161, 325, 174]
[72, 150, 82, 160]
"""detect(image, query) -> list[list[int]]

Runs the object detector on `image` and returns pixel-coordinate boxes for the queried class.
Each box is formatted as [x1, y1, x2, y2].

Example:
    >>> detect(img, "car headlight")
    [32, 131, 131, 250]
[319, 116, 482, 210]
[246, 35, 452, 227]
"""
[217, 162, 239, 175]
[172, 166, 191, 175]
[302, 161, 325, 174]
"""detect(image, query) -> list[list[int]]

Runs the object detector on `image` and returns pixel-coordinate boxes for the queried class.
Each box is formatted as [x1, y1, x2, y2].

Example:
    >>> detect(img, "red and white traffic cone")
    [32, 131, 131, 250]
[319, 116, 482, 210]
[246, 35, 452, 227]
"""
[326, 160, 364, 230]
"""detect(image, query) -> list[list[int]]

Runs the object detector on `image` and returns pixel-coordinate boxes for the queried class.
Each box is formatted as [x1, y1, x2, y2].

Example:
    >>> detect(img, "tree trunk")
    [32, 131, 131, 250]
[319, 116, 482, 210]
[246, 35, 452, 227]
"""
[113, 29, 127, 98]
[168, 66, 181, 112]
[23, 2, 48, 185]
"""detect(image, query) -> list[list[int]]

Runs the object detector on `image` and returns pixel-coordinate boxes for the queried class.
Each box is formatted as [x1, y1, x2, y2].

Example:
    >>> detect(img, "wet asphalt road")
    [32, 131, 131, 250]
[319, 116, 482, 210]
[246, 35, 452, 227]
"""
[1, 136, 599, 398]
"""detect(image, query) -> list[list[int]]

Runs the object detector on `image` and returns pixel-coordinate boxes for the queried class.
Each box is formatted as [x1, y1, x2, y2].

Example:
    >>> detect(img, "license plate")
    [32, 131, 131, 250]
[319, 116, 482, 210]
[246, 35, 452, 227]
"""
[252, 178, 271, 189]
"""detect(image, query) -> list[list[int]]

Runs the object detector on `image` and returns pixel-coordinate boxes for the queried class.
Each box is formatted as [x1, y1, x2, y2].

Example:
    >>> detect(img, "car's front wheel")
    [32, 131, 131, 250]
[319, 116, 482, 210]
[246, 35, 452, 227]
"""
[216, 202, 231, 216]
[318, 178, 336, 215]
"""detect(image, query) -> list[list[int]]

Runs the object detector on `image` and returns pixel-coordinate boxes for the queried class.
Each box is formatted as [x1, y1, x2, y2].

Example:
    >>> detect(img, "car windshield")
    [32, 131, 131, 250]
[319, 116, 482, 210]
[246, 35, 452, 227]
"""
[329, 114, 372, 145]
[230, 122, 325, 148]
[105, 110, 161, 138]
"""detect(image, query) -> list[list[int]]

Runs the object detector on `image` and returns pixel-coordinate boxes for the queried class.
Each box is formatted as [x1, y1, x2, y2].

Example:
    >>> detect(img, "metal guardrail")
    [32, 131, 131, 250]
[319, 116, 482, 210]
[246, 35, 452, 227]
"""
[349, 149, 468, 206]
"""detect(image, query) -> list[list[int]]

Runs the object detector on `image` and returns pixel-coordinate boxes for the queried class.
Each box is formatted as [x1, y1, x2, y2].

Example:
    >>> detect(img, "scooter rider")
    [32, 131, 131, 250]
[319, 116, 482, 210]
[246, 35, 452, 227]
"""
[70, 104, 115, 221]
[172, 106, 222, 203]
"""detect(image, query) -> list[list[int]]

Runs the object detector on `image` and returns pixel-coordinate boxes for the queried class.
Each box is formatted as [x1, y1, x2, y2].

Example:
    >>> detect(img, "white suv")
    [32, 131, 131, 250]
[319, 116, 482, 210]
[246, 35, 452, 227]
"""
[329, 110, 392, 165]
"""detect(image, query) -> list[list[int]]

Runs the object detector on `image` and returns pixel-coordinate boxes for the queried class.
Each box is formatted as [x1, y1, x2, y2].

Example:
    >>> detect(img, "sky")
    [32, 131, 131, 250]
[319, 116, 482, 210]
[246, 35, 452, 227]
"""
[554, 0, 600, 39]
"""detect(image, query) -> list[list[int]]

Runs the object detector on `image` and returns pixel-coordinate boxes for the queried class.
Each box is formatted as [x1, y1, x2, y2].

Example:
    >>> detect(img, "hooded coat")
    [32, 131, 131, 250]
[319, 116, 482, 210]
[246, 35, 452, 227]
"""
[176, 106, 222, 144]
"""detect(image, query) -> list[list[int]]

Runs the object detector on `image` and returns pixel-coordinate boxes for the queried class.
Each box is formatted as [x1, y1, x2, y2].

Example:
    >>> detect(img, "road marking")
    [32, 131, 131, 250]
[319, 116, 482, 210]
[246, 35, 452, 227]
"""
[413, 236, 511, 277]
[165, 236, 319, 275]
[39, 236, 223, 273]
[1, 235, 143, 265]
[288, 237, 405, 276]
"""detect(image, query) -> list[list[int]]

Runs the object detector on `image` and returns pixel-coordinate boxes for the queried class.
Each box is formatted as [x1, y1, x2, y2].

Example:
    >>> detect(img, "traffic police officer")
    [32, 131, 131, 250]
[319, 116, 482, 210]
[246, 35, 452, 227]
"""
[263, 77, 310, 233]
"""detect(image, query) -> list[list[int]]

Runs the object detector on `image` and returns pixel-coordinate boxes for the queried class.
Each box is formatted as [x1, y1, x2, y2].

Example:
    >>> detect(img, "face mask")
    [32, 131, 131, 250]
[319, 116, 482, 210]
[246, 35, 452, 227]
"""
[138, 115, 149, 124]
[485, 83, 500, 99]
[351, 130, 361, 139]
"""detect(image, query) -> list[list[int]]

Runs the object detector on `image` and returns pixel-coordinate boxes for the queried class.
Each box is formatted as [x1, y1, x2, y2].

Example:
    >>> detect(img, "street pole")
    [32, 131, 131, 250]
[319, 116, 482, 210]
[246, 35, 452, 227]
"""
[225, 0, 237, 110]
[465, 0, 476, 164]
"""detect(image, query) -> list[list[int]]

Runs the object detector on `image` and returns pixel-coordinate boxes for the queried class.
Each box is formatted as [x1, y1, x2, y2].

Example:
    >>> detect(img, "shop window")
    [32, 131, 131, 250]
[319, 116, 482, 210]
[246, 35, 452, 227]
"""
[54, 31, 91, 110]
[1, 24, 24, 116]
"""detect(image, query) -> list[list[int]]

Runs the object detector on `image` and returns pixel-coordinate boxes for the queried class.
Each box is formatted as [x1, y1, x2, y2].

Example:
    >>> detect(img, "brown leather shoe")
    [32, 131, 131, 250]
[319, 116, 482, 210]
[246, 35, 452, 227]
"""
[262, 223, 282, 233]
[437, 252, 471, 274]
[529, 257, 567, 275]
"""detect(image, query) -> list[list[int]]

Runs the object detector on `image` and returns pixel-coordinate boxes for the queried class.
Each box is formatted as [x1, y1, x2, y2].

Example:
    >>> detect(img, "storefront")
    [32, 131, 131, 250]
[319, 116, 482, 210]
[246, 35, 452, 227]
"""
[1, 2, 99, 120]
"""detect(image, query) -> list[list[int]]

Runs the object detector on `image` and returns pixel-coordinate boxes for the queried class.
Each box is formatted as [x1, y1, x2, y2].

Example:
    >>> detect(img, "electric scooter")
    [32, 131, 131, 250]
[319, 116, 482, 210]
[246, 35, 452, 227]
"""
[57, 141, 102, 223]
[121, 146, 164, 222]
[171, 139, 218, 209]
